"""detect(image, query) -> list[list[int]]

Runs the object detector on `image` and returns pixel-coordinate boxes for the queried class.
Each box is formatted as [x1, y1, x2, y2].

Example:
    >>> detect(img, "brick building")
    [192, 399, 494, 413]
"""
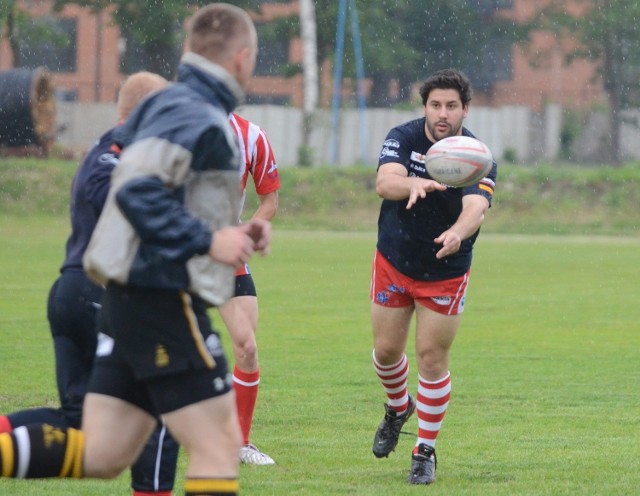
[0, 0, 606, 111]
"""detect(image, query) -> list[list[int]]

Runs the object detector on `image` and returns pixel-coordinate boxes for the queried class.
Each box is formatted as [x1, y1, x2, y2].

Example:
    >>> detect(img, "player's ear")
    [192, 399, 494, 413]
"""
[233, 46, 251, 75]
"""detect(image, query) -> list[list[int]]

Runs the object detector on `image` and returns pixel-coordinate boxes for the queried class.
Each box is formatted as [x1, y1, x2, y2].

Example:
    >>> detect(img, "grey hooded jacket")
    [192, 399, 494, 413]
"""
[84, 52, 244, 306]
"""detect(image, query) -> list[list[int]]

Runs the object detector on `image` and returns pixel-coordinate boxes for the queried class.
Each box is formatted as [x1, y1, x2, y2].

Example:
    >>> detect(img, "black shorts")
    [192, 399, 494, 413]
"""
[89, 283, 232, 415]
[234, 273, 257, 297]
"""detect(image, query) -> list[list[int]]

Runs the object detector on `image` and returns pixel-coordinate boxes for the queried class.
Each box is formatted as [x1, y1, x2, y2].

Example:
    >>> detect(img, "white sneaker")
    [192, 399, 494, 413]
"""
[239, 443, 275, 465]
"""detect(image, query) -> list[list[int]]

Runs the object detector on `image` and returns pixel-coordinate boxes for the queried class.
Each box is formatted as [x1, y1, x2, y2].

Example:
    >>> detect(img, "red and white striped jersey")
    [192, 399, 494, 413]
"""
[229, 113, 280, 213]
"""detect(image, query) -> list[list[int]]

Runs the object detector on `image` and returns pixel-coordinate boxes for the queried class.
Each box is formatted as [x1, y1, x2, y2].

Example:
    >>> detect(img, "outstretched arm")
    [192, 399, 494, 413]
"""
[376, 163, 447, 209]
[434, 194, 490, 259]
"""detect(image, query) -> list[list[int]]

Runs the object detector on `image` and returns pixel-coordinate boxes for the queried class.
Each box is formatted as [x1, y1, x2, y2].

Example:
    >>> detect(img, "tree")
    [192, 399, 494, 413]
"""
[52, 1, 264, 79]
[52, 1, 201, 78]
[1, 0, 71, 68]
[298, 0, 318, 166]
[307, 0, 527, 106]
[534, 0, 640, 165]
[0, 1, 21, 65]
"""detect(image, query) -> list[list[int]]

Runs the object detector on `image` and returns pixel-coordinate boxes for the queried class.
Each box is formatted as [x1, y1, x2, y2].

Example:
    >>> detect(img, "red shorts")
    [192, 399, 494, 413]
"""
[235, 264, 250, 277]
[370, 250, 470, 315]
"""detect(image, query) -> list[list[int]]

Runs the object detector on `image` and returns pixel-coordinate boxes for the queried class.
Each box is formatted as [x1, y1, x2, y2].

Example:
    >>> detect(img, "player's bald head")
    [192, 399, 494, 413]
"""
[187, 3, 257, 64]
[117, 71, 169, 120]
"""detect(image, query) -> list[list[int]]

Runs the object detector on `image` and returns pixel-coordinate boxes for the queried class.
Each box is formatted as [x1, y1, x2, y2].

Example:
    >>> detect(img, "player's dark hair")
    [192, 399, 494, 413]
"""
[419, 69, 472, 107]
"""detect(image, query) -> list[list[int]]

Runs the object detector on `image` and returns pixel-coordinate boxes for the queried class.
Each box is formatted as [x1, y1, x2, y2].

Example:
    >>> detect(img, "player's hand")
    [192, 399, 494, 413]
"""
[240, 219, 271, 256]
[208, 226, 255, 269]
[406, 179, 447, 209]
[434, 230, 462, 259]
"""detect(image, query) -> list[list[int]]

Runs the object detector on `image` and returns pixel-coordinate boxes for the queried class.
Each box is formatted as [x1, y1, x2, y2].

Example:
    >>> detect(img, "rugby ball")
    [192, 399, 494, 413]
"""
[424, 136, 493, 187]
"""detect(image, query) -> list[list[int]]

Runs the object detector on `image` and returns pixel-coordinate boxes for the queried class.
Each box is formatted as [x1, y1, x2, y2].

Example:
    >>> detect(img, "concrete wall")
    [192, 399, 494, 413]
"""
[58, 102, 628, 166]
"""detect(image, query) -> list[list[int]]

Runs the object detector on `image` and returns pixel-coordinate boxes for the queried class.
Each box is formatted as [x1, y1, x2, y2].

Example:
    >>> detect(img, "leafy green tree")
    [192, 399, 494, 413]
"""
[1, 0, 70, 68]
[48, 1, 525, 107]
[0, 0, 22, 64]
[369, 1, 529, 105]
[53, 0, 193, 78]
[534, 0, 640, 165]
[268, 1, 526, 107]
[52, 1, 262, 78]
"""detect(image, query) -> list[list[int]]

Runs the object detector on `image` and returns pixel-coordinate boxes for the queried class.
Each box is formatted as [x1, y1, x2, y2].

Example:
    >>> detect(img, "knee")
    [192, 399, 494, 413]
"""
[83, 445, 131, 480]
[373, 347, 404, 366]
[234, 336, 258, 363]
[416, 350, 449, 378]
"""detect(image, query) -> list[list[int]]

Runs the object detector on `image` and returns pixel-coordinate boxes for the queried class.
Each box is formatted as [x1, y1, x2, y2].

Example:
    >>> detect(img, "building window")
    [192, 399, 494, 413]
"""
[17, 17, 77, 73]
[467, 37, 512, 90]
[254, 23, 291, 77]
[55, 89, 78, 102]
[246, 93, 291, 105]
[118, 27, 182, 76]
[474, 0, 513, 15]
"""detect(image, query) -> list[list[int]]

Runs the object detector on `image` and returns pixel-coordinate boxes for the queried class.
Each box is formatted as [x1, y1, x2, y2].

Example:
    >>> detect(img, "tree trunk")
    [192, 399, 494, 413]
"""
[299, 0, 318, 166]
[6, 10, 22, 67]
[602, 32, 622, 166]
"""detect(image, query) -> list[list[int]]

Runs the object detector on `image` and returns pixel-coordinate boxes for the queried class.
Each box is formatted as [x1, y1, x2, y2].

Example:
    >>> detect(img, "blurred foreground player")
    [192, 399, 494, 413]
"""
[0, 71, 178, 496]
[0, 5, 269, 495]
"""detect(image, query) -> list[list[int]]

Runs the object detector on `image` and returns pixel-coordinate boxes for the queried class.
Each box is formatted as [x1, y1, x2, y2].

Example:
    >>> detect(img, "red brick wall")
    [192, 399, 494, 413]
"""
[1, 1, 122, 103]
[475, 0, 605, 111]
[0, 0, 607, 111]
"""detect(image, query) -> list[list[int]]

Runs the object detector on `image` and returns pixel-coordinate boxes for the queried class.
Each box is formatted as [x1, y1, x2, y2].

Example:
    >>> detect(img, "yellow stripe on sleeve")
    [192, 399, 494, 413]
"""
[479, 183, 494, 195]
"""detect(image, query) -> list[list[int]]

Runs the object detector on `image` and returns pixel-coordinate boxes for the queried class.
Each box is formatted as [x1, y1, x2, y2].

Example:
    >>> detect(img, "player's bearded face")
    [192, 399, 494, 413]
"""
[424, 89, 469, 142]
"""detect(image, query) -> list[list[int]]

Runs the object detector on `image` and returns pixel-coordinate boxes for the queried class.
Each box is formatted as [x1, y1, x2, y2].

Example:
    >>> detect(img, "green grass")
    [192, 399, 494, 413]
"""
[1, 217, 639, 494]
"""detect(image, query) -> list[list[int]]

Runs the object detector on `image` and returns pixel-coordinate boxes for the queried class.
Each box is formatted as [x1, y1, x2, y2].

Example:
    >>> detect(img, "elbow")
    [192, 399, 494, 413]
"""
[266, 196, 279, 220]
[375, 179, 386, 198]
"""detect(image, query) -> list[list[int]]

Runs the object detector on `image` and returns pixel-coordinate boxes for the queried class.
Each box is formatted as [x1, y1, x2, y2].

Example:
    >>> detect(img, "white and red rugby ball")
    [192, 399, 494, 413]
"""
[424, 135, 493, 188]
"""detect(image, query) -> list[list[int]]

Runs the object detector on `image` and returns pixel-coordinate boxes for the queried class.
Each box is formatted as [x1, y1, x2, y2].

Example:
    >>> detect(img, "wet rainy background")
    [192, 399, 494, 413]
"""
[1, 1, 639, 495]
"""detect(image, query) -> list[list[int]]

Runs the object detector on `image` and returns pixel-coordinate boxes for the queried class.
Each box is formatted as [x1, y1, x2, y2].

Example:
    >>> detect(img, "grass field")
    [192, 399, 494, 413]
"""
[2, 158, 640, 236]
[1, 217, 640, 495]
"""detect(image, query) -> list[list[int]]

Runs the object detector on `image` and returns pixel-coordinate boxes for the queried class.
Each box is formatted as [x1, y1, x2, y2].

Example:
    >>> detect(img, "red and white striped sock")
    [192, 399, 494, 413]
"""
[233, 366, 260, 445]
[415, 372, 451, 450]
[372, 350, 410, 414]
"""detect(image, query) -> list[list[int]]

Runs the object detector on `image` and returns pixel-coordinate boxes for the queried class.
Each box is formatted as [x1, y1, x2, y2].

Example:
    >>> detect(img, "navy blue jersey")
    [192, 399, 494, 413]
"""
[61, 128, 119, 272]
[376, 117, 497, 281]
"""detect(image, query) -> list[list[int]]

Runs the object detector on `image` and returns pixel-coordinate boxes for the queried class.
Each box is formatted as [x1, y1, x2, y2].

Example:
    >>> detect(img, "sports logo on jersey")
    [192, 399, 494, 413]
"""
[383, 139, 400, 148]
[410, 151, 426, 163]
[267, 160, 278, 178]
[98, 152, 119, 167]
[379, 147, 399, 159]
[409, 151, 426, 174]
